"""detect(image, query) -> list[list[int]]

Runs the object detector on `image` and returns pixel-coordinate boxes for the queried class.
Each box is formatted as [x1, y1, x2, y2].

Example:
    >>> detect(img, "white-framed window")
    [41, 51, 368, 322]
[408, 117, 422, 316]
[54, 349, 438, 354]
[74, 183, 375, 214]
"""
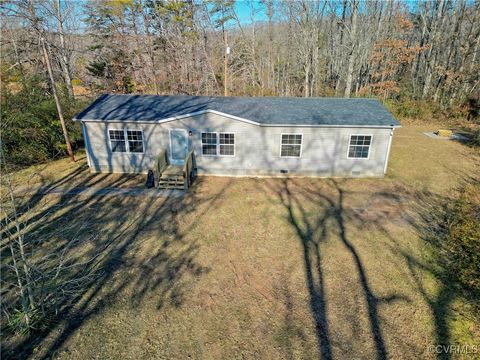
[347, 135, 372, 159]
[126, 130, 144, 153]
[219, 133, 235, 156]
[201, 132, 235, 156]
[109, 129, 144, 153]
[280, 134, 302, 157]
[109, 130, 126, 153]
[201, 132, 217, 156]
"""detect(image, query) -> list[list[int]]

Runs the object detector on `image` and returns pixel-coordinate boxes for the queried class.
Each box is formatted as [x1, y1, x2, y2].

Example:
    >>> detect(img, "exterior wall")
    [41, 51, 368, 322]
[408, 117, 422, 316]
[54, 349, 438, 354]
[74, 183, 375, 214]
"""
[82, 113, 394, 177]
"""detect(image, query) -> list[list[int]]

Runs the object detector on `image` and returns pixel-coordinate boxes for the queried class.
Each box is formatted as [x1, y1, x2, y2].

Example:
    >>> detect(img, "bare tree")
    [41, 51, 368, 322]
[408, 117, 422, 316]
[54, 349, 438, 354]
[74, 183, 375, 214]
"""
[0, 150, 98, 332]
[344, 0, 358, 98]
[40, 35, 75, 162]
[2, 0, 479, 107]
[51, 0, 74, 97]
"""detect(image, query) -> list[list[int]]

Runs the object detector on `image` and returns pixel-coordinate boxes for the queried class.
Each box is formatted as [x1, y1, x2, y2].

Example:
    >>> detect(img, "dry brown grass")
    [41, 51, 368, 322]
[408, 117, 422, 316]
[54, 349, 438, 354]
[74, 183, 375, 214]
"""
[2, 124, 479, 360]
[4, 151, 145, 196]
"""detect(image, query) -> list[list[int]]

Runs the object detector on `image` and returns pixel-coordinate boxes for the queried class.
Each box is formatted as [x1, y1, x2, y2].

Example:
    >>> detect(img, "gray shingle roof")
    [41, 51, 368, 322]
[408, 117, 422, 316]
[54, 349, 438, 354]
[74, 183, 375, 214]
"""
[74, 94, 400, 127]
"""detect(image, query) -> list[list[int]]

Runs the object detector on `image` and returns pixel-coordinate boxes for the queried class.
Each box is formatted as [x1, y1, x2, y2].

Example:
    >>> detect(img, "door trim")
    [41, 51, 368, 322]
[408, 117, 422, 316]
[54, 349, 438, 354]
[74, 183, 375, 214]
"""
[169, 128, 188, 163]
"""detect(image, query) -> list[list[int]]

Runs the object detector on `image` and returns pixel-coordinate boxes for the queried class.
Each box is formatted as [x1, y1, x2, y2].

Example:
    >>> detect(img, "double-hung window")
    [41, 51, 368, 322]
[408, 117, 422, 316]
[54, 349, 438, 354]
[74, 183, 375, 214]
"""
[109, 130, 127, 152]
[126, 130, 144, 153]
[201, 132, 235, 156]
[109, 129, 144, 153]
[201, 132, 217, 155]
[219, 133, 234, 155]
[280, 134, 302, 157]
[348, 135, 371, 159]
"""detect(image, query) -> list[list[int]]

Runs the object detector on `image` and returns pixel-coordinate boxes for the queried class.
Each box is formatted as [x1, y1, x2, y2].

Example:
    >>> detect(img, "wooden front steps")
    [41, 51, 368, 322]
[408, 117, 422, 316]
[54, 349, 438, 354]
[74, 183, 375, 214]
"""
[157, 178, 185, 189]
[158, 166, 185, 189]
[154, 149, 195, 190]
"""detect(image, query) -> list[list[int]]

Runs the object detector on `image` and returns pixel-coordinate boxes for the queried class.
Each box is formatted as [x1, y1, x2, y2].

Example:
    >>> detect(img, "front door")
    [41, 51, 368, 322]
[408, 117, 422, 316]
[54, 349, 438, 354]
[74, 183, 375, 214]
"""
[170, 129, 188, 165]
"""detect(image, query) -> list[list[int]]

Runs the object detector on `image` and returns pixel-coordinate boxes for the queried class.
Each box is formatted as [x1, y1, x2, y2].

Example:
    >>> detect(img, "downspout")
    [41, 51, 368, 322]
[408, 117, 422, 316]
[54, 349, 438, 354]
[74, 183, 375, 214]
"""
[383, 127, 394, 175]
[81, 122, 92, 169]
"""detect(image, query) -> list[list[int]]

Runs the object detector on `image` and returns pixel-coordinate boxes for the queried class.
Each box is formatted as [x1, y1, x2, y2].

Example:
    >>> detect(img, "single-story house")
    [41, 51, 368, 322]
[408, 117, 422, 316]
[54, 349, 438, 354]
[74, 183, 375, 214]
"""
[73, 94, 400, 177]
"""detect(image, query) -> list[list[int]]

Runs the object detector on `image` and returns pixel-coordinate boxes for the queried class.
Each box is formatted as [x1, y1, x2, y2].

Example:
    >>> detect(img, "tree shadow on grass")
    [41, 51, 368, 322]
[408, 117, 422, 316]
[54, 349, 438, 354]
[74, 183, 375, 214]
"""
[272, 178, 411, 360]
[273, 270, 308, 360]
[1, 169, 230, 360]
[400, 251, 456, 360]
[390, 185, 479, 360]
[276, 179, 333, 359]
[348, 181, 479, 360]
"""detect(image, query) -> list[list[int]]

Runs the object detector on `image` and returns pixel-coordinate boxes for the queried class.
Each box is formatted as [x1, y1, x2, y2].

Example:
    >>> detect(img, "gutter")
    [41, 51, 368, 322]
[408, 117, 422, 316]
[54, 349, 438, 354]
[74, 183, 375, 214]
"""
[383, 127, 395, 175]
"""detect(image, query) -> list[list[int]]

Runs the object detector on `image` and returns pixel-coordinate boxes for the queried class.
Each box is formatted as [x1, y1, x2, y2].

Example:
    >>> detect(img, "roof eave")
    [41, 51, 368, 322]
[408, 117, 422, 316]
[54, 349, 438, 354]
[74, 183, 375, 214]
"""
[74, 109, 400, 128]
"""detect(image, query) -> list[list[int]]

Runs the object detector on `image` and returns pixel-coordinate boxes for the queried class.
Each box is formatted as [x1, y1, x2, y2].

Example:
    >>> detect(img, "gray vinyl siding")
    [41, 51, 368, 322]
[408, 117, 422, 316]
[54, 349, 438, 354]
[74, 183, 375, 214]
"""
[82, 112, 393, 177]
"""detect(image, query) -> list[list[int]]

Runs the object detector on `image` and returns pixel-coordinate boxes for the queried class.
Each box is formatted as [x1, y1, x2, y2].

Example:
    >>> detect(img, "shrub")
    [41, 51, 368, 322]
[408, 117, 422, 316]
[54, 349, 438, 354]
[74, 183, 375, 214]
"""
[472, 129, 480, 147]
[1, 78, 88, 168]
[444, 184, 480, 297]
[383, 98, 473, 121]
[71, 78, 82, 86]
[465, 96, 480, 120]
[384, 98, 439, 120]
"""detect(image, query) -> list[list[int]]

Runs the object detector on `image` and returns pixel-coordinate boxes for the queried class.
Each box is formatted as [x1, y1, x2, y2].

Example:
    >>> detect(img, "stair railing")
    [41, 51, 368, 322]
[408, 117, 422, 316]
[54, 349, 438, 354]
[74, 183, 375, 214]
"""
[183, 149, 195, 189]
[154, 149, 168, 187]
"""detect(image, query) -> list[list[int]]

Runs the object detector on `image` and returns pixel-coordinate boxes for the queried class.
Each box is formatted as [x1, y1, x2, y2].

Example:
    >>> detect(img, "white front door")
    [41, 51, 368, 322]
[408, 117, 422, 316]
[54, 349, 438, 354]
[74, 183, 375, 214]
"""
[169, 129, 188, 165]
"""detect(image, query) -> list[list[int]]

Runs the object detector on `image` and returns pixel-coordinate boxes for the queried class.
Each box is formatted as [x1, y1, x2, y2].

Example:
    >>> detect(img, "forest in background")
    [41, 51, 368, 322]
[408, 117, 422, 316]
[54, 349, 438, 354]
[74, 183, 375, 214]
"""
[1, 0, 480, 166]
[1, 2, 480, 351]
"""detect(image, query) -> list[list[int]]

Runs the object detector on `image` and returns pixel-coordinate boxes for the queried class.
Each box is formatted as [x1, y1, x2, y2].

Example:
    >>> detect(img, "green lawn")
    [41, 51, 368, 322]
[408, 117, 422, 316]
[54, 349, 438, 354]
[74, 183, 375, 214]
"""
[2, 124, 479, 359]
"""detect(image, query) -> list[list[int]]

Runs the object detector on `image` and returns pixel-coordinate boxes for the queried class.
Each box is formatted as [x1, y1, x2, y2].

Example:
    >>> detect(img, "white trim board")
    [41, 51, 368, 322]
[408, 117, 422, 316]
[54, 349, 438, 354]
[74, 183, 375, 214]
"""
[81, 123, 92, 168]
[280, 133, 303, 158]
[74, 109, 401, 129]
[383, 128, 395, 174]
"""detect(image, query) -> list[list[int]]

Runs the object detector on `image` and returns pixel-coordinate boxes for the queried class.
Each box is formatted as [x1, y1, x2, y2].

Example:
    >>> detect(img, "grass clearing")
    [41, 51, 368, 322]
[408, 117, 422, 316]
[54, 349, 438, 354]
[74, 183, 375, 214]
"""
[2, 124, 479, 359]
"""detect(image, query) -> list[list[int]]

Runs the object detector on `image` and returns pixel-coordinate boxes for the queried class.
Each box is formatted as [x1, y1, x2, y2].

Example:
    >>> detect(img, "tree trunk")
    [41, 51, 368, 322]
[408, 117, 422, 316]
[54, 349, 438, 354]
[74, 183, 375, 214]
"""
[41, 37, 75, 162]
[335, 0, 348, 95]
[224, 30, 228, 96]
[141, 2, 159, 95]
[422, 0, 446, 100]
[344, 0, 358, 98]
[54, 0, 74, 98]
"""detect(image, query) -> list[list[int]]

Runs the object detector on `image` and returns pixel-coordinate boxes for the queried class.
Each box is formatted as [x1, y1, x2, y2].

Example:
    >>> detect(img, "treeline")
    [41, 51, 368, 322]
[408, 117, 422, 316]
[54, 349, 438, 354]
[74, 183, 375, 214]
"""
[3, 0, 479, 101]
[1, 0, 479, 166]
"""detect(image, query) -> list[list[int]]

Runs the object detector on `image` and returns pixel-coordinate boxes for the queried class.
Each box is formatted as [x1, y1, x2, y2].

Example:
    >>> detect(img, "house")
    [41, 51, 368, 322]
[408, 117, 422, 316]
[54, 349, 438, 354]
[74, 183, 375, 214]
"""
[74, 94, 400, 178]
